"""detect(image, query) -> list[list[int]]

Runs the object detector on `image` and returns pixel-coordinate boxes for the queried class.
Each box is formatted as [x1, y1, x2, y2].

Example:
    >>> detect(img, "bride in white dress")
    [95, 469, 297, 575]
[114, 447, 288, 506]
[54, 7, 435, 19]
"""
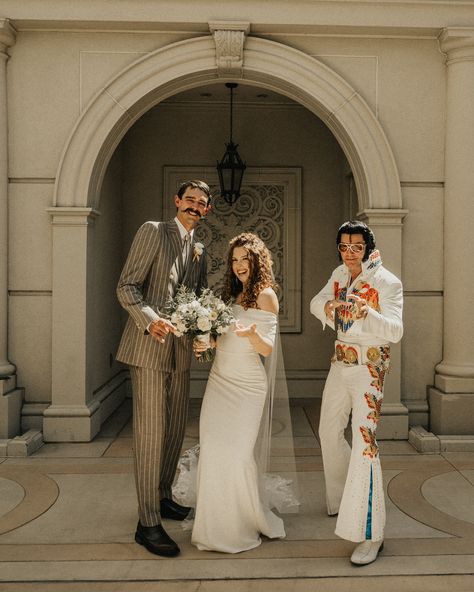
[191, 233, 287, 553]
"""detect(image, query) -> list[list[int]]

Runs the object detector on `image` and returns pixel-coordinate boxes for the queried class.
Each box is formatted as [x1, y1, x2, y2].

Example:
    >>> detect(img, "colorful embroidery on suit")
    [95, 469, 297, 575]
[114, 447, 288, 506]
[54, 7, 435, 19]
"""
[333, 280, 380, 333]
[353, 280, 380, 312]
[360, 426, 379, 458]
[379, 345, 390, 364]
[333, 282, 354, 332]
[365, 392, 382, 424]
[367, 363, 387, 393]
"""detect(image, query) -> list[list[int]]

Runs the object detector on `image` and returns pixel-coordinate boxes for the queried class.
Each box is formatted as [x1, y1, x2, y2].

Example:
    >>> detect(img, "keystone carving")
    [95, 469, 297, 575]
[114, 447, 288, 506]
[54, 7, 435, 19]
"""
[209, 21, 250, 77]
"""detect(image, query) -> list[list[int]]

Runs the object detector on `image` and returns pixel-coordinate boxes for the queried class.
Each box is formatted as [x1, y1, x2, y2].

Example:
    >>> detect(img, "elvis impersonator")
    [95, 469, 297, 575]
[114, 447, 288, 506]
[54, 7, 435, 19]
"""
[310, 220, 403, 566]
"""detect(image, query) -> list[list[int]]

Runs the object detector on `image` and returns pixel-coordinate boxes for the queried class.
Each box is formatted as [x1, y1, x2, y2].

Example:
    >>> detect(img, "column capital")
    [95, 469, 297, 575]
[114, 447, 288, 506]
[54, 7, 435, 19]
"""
[439, 28, 474, 65]
[356, 208, 408, 227]
[0, 19, 16, 53]
[47, 206, 100, 227]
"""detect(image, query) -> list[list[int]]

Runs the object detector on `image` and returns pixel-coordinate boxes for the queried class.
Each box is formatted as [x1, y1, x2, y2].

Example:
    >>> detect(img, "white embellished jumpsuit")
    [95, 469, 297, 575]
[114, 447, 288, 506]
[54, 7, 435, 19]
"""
[310, 250, 403, 543]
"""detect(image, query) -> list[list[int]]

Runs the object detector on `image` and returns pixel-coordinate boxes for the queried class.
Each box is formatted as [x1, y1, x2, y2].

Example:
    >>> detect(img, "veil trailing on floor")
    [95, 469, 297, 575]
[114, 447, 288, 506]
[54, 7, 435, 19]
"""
[173, 320, 300, 516]
[256, 324, 300, 513]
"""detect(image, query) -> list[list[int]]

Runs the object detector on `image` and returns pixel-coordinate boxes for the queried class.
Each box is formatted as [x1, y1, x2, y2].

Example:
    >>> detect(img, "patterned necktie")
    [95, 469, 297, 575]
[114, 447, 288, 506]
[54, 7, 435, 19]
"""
[182, 233, 191, 268]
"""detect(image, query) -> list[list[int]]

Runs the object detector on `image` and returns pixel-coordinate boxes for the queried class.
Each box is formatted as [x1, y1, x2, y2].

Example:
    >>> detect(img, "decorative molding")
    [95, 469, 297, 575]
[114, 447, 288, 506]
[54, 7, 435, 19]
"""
[357, 208, 408, 226]
[404, 291, 443, 297]
[209, 21, 250, 78]
[54, 35, 401, 211]
[0, 19, 16, 52]
[400, 181, 444, 188]
[164, 166, 302, 332]
[9, 178, 55, 184]
[8, 291, 52, 297]
[47, 207, 100, 226]
[439, 27, 474, 65]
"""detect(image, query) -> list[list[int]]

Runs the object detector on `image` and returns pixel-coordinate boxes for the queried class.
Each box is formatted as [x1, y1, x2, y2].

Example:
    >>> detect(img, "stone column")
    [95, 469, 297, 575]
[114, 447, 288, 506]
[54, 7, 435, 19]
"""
[358, 208, 409, 439]
[43, 207, 101, 442]
[0, 20, 15, 378]
[429, 29, 474, 434]
[0, 19, 23, 439]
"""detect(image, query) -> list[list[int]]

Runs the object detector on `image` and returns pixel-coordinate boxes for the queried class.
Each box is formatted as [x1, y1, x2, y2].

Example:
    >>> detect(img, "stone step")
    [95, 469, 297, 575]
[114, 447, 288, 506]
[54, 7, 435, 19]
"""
[0, 429, 44, 457]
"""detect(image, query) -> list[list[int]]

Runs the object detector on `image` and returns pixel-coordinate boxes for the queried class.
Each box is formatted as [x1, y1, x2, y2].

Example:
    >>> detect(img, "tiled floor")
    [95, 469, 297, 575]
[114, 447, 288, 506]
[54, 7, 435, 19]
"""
[1, 398, 473, 591]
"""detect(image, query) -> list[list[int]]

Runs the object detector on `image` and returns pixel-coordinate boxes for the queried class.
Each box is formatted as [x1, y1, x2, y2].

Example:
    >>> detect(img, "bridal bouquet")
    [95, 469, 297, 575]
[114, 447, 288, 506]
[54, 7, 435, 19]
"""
[167, 286, 235, 361]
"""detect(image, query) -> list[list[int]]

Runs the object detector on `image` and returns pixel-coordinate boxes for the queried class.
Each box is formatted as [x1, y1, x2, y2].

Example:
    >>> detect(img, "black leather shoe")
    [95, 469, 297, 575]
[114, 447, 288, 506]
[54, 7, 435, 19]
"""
[160, 498, 191, 521]
[135, 522, 180, 557]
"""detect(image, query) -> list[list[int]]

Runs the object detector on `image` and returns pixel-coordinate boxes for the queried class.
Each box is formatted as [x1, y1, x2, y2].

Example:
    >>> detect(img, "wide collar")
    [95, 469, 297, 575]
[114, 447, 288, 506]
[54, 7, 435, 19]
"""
[362, 249, 383, 275]
[342, 249, 383, 287]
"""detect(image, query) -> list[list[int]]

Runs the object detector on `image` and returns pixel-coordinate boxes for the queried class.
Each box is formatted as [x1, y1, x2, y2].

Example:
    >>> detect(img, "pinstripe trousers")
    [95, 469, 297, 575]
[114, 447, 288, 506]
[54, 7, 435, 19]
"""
[130, 362, 190, 526]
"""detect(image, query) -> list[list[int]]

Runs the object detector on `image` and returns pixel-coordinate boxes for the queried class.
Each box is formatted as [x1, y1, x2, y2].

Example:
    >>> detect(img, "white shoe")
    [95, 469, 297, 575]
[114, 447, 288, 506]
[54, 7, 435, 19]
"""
[350, 540, 384, 565]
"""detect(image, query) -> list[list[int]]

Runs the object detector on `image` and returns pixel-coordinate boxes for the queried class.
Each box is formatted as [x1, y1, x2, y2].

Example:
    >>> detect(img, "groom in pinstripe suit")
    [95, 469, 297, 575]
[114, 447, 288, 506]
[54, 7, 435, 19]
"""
[117, 180, 211, 556]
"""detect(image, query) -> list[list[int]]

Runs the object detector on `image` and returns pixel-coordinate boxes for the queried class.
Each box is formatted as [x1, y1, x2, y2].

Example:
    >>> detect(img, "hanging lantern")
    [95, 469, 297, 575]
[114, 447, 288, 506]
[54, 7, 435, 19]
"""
[216, 83, 246, 205]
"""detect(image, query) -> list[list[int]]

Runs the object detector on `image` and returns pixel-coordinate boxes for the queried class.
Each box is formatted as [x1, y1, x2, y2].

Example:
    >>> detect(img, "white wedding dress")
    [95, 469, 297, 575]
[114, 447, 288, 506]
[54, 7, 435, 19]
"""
[191, 304, 286, 553]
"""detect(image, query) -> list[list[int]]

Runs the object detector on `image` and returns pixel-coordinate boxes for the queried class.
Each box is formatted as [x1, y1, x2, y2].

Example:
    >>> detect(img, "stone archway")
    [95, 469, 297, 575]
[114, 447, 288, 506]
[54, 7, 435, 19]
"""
[44, 29, 407, 441]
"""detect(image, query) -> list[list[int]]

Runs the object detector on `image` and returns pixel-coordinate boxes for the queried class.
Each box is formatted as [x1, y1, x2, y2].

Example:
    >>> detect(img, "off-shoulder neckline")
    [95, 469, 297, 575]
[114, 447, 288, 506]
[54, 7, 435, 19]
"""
[233, 303, 277, 317]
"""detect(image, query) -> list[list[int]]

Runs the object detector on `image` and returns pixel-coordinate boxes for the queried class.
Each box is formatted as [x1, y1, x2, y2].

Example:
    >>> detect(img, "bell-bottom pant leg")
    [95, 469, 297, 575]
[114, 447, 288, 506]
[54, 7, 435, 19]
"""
[335, 364, 386, 543]
[159, 369, 191, 499]
[319, 362, 352, 516]
[130, 366, 167, 527]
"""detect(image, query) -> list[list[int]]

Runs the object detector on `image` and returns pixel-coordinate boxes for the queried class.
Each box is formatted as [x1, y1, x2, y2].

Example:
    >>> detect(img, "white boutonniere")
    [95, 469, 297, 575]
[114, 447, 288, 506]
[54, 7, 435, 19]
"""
[193, 242, 204, 262]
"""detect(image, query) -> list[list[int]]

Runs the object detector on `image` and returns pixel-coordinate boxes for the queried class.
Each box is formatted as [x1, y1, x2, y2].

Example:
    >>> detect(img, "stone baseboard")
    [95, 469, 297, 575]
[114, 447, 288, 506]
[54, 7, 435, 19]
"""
[429, 387, 474, 434]
[377, 403, 409, 439]
[43, 372, 128, 442]
[409, 425, 474, 453]
[0, 378, 23, 439]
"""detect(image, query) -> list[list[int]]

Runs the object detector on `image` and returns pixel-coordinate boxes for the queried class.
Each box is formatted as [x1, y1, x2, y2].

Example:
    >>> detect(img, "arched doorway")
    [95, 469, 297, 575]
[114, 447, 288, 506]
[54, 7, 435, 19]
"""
[44, 33, 407, 442]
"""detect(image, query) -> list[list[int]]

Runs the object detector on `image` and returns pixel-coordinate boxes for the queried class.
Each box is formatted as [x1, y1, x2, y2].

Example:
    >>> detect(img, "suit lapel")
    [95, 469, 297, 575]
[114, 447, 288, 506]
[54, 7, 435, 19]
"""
[165, 220, 184, 278]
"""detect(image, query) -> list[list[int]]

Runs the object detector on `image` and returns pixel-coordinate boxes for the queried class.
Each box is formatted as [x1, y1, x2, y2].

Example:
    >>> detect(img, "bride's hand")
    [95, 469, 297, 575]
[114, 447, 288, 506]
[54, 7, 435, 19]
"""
[192, 335, 216, 357]
[234, 320, 258, 339]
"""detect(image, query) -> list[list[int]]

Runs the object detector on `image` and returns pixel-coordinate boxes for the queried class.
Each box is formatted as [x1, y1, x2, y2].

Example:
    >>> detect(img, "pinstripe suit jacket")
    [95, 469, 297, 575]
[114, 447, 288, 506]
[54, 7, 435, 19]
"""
[116, 219, 207, 372]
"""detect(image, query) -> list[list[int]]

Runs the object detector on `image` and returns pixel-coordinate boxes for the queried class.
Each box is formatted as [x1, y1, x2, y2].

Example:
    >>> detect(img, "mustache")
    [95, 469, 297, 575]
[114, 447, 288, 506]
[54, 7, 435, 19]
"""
[184, 207, 202, 218]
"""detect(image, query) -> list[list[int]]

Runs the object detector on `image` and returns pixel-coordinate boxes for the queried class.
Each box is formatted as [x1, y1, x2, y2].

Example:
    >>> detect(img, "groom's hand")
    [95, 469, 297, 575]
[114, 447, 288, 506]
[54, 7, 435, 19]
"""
[149, 318, 176, 343]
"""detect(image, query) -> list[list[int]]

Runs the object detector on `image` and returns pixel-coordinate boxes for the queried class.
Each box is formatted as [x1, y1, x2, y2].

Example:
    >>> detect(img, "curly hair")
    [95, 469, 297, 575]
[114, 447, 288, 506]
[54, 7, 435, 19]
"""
[221, 233, 276, 309]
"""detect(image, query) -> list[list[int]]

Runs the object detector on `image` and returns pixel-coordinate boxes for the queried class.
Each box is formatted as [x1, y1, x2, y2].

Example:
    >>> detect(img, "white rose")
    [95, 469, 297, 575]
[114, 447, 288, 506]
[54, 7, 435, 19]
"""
[197, 317, 212, 331]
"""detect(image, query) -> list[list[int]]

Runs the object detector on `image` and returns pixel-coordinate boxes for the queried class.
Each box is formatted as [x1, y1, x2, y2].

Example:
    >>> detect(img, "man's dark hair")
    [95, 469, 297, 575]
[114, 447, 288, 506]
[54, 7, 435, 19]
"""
[176, 180, 212, 204]
[336, 220, 376, 262]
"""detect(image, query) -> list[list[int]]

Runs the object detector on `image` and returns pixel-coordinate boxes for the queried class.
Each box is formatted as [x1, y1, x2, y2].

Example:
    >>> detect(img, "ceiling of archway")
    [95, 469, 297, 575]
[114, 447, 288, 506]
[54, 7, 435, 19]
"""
[163, 83, 296, 106]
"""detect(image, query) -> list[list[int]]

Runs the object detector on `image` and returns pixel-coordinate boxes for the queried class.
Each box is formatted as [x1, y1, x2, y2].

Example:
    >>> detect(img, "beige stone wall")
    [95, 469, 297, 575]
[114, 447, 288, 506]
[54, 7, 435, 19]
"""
[3, 13, 450, 429]
[6, 30, 193, 407]
[9, 181, 53, 406]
